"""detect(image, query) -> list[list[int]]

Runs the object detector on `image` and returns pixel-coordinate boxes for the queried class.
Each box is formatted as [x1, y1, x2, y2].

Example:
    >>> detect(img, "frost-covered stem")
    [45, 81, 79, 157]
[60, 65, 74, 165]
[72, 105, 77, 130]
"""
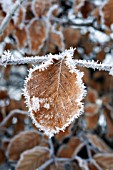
[0, 0, 25, 34]
[0, 56, 48, 66]
[0, 49, 113, 75]
[38, 158, 54, 170]
[74, 59, 112, 72]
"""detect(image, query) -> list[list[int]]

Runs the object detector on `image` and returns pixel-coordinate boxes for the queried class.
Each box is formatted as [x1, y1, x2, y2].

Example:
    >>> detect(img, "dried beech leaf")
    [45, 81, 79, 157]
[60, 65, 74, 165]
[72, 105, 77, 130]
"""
[86, 87, 98, 103]
[85, 103, 99, 116]
[57, 137, 83, 158]
[47, 29, 65, 53]
[0, 149, 5, 164]
[32, 0, 51, 18]
[84, 103, 99, 129]
[7, 131, 41, 160]
[27, 18, 48, 53]
[87, 134, 112, 152]
[80, 1, 96, 18]
[102, 0, 113, 27]
[23, 53, 86, 137]
[85, 113, 99, 129]
[62, 27, 81, 49]
[14, 27, 27, 48]
[16, 146, 50, 170]
[104, 106, 113, 138]
[94, 153, 113, 169]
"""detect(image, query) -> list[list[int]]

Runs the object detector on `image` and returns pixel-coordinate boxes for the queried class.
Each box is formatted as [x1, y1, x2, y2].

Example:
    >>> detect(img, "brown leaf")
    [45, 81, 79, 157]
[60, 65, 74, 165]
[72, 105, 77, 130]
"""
[84, 103, 99, 129]
[104, 106, 113, 138]
[86, 87, 98, 103]
[32, 0, 51, 18]
[7, 131, 41, 160]
[85, 113, 99, 129]
[87, 134, 112, 152]
[27, 18, 48, 54]
[80, 1, 96, 18]
[62, 27, 81, 49]
[0, 149, 5, 164]
[47, 29, 65, 53]
[23, 54, 86, 137]
[94, 153, 113, 169]
[85, 103, 99, 116]
[78, 33, 94, 55]
[16, 146, 50, 170]
[14, 27, 27, 48]
[57, 137, 83, 158]
[102, 0, 113, 27]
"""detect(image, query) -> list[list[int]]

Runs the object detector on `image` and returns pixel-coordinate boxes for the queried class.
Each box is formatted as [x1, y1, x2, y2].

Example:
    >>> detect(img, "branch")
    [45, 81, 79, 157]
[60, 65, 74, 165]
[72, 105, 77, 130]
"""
[0, 0, 25, 34]
[0, 49, 113, 75]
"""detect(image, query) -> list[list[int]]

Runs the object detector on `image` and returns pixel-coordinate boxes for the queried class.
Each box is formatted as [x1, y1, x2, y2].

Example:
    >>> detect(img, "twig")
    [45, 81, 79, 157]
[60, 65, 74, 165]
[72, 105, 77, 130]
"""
[0, 49, 113, 75]
[0, 0, 25, 34]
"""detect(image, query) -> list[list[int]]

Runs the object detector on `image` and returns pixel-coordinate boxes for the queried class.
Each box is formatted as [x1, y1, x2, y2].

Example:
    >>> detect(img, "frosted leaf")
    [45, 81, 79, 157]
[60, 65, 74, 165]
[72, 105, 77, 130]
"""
[27, 18, 48, 54]
[32, 0, 51, 18]
[23, 52, 86, 137]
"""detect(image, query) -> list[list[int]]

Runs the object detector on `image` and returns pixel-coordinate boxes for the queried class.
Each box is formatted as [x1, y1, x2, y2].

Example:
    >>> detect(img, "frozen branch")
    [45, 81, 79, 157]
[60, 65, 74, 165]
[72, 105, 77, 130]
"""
[0, 49, 113, 75]
[0, 0, 25, 34]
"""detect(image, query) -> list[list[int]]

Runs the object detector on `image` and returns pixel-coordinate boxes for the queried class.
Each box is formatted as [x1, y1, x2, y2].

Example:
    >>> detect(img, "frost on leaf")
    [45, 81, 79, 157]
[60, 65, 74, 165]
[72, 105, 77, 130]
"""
[32, 0, 51, 18]
[23, 52, 86, 137]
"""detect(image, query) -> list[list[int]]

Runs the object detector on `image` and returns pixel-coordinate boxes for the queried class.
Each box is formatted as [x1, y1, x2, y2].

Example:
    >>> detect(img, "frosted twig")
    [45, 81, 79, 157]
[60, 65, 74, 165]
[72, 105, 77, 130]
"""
[0, 49, 113, 75]
[0, 0, 25, 34]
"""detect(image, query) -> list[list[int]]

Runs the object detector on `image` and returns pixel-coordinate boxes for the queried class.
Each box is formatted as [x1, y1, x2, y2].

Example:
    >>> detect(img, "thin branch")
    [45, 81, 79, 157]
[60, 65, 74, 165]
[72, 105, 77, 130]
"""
[0, 0, 25, 34]
[0, 49, 113, 75]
